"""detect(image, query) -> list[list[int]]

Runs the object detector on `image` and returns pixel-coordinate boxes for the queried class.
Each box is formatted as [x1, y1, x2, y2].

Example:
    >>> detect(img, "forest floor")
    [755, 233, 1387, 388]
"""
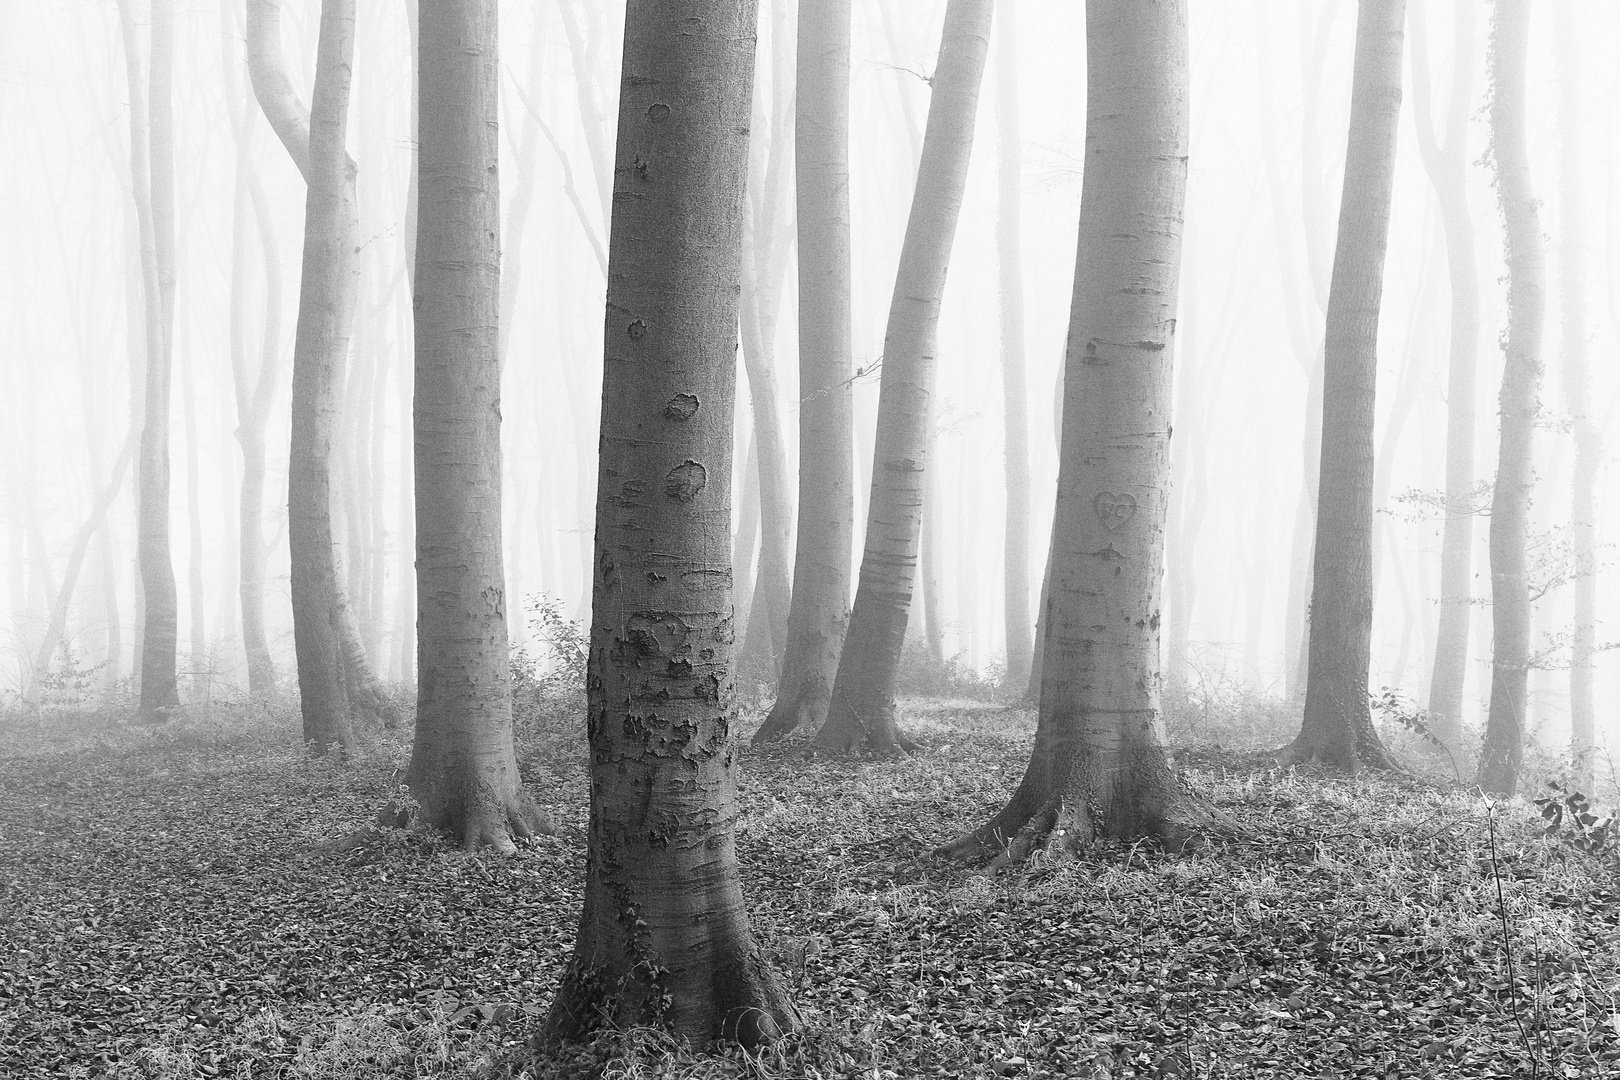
[2, 694, 1619, 1079]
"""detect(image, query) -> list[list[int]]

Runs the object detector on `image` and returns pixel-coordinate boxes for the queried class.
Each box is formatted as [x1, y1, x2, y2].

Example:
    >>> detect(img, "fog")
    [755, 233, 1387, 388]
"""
[3, 0, 1618, 758]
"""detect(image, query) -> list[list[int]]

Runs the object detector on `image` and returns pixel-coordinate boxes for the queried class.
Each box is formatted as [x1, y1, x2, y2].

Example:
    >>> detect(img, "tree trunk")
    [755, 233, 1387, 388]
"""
[547, 0, 798, 1046]
[248, 0, 365, 752]
[941, 0, 1217, 864]
[222, 7, 283, 699]
[754, 0, 854, 742]
[995, 2, 1033, 692]
[405, 0, 548, 851]
[118, 0, 182, 723]
[1410, 0, 1478, 754]
[813, 0, 992, 754]
[1554, 3, 1596, 791]
[1477, 0, 1544, 798]
[1281, 0, 1405, 773]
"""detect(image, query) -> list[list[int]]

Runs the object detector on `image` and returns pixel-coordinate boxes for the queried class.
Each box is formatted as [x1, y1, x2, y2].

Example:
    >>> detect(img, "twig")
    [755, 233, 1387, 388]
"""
[1485, 797, 1539, 1079]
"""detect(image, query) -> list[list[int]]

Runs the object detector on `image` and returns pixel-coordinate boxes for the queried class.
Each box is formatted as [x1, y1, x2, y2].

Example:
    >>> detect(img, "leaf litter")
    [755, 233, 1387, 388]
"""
[1, 700, 1618, 1078]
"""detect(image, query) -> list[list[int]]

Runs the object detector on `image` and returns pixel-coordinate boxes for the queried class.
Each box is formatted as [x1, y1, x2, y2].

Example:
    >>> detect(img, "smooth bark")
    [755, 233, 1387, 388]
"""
[942, 0, 1218, 864]
[1282, 0, 1406, 772]
[117, 0, 182, 723]
[1555, 3, 1597, 788]
[814, 0, 992, 754]
[1477, 0, 1544, 797]
[547, 0, 798, 1045]
[1410, 0, 1479, 753]
[754, 0, 855, 741]
[406, 0, 548, 852]
[995, 1, 1033, 692]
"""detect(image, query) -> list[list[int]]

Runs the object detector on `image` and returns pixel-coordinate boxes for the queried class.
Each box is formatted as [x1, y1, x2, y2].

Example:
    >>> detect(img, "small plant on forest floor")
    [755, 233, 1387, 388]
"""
[1162, 658, 1296, 749]
[511, 595, 587, 750]
[893, 635, 1001, 702]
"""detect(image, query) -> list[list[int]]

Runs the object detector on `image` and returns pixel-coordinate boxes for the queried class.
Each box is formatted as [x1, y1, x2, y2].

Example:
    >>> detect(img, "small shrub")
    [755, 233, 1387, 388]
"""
[894, 635, 1001, 702]
[511, 596, 587, 753]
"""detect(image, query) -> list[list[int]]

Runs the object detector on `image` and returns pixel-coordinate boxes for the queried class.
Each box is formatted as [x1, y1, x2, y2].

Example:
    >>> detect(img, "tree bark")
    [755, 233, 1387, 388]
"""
[117, 0, 182, 723]
[1281, 0, 1406, 773]
[754, 0, 855, 742]
[735, 1, 797, 685]
[813, 0, 992, 755]
[405, 0, 548, 851]
[941, 0, 1217, 864]
[547, 0, 798, 1046]
[222, 5, 283, 698]
[1477, 0, 1544, 798]
[1410, 0, 1479, 754]
[247, 0, 378, 751]
[1554, 3, 1596, 791]
[995, 2, 1033, 692]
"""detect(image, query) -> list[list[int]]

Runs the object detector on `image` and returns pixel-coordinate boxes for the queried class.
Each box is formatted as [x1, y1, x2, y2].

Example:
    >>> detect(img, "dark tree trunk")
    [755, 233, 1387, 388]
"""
[1281, 0, 1406, 772]
[942, 0, 1219, 865]
[547, 0, 798, 1047]
[1410, 0, 1479, 754]
[814, 0, 992, 754]
[1477, 0, 1545, 798]
[754, 0, 855, 742]
[406, 0, 549, 852]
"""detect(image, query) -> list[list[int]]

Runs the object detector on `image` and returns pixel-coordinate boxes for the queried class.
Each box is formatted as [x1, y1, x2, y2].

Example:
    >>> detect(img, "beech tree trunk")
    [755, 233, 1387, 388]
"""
[754, 0, 855, 741]
[814, 0, 992, 755]
[1554, 4, 1597, 790]
[405, 1, 548, 852]
[119, 0, 182, 723]
[547, 0, 798, 1046]
[736, 1, 796, 683]
[1477, 0, 1544, 798]
[995, 2, 1033, 692]
[1281, 0, 1405, 772]
[248, 0, 385, 750]
[1410, 0, 1479, 754]
[941, 0, 1217, 864]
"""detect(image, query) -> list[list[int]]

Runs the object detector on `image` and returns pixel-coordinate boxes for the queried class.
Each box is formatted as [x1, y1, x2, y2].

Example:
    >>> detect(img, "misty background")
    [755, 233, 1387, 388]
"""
[3, 0, 1617, 755]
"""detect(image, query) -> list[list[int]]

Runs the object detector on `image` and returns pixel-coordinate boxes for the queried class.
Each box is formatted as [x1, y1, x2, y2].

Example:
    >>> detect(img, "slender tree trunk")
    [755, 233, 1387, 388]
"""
[1283, 0, 1406, 772]
[248, 0, 360, 753]
[995, 3, 1033, 691]
[732, 431, 760, 650]
[754, 0, 854, 741]
[1555, 3, 1596, 790]
[1477, 0, 1544, 798]
[179, 330, 208, 700]
[736, 0, 797, 683]
[117, 0, 182, 723]
[1410, 0, 1479, 753]
[814, 0, 992, 754]
[547, 0, 798, 1045]
[222, 8, 283, 698]
[405, 1, 548, 851]
[919, 426, 947, 665]
[941, 0, 1218, 864]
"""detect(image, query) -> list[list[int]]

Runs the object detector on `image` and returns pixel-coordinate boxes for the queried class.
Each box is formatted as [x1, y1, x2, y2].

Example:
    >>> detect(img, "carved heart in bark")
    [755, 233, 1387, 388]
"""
[1093, 491, 1138, 531]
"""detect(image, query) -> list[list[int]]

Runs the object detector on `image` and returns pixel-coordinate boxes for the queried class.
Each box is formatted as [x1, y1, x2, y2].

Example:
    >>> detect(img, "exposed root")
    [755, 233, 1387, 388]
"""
[937, 790, 1235, 869]
[459, 791, 555, 854]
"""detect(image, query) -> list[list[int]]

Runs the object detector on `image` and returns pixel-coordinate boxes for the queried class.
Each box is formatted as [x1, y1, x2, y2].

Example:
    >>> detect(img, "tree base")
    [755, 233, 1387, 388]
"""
[401, 784, 554, 854]
[1276, 732, 1401, 774]
[546, 938, 798, 1050]
[936, 773, 1236, 870]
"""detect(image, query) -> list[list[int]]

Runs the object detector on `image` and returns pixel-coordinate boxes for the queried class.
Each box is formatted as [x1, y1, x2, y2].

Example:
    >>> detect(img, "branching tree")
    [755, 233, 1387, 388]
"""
[246, 0, 394, 747]
[940, 0, 1220, 864]
[1477, 0, 1546, 797]
[1281, 0, 1406, 772]
[546, 0, 798, 1046]
[813, 0, 992, 755]
[404, 1, 549, 852]
[754, 0, 854, 742]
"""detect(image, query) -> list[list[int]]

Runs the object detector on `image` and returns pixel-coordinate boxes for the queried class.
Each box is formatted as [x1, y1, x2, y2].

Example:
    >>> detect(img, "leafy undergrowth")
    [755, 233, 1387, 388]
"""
[2, 700, 1619, 1078]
